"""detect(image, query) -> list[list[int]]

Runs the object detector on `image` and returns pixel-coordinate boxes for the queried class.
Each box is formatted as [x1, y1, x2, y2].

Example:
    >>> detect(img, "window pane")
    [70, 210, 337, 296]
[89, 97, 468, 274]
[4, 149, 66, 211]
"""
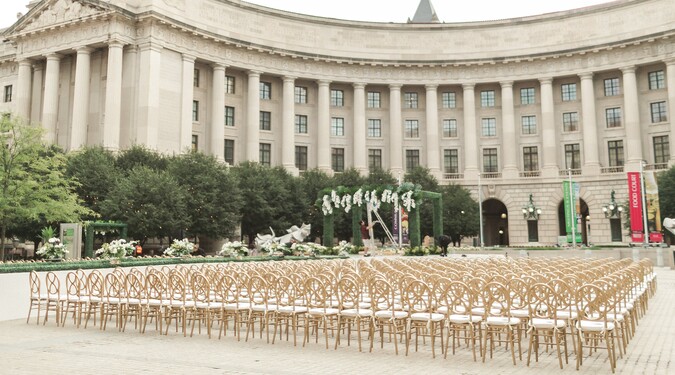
[192, 100, 199, 122]
[603, 78, 620, 96]
[605, 107, 622, 128]
[368, 149, 382, 170]
[443, 149, 459, 174]
[367, 119, 382, 137]
[260, 82, 271, 100]
[260, 111, 271, 130]
[225, 106, 235, 126]
[482, 148, 498, 173]
[295, 115, 308, 134]
[523, 146, 538, 171]
[608, 140, 624, 167]
[648, 71, 665, 90]
[521, 115, 536, 135]
[520, 88, 535, 105]
[561, 83, 577, 101]
[294, 86, 307, 104]
[653, 135, 670, 164]
[480, 90, 495, 107]
[563, 112, 579, 132]
[331, 148, 344, 172]
[404, 120, 419, 138]
[405, 150, 420, 170]
[330, 90, 344, 107]
[481, 118, 496, 137]
[651, 101, 667, 123]
[225, 76, 235, 94]
[564, 144, 580, 169]
[295, 146, 308, 171]
[331, 117, 344, 136]
[442, 119, 457, 138]
[259, 143, 271, 166]
[193, 68, 200, 87]
[404, 92, 418, 109]
[224, 139, 235, 165]
[367, 92, 381, 108]
[442, 92, 456, 108]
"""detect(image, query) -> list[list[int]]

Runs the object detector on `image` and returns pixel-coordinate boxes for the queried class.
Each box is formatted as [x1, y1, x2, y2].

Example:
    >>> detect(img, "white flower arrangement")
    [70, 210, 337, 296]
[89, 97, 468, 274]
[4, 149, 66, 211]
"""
[36, 237, 68, 259]
[321, 188, 415, 215]
[290, 242, 326, 256]
[335, 240, 356, 256]
[261, 242, 289, 256]
[163, 238, 194, 257]
[95, 239, 137, 259]
[219, 241, 249, 257]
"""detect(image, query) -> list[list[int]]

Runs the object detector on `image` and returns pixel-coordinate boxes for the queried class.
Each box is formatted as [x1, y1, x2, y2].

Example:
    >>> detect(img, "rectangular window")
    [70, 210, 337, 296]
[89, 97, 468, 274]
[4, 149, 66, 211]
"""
[651, 101, 667, 123]
[561, 83, 577, 101]
[520, 87, 535, 105]
[225, 75, 235, 94]
[648, 70, 665, 90]
[608, 140, 624, 167]
[191, 135, 198, 152]
[443, 149, 459, 174]
[193, 68, 200, 87]
[483, 148, 498, 173]
[368, 149, 382, 171]
[481, 118, 496, 137]
[295, 115, 308, 134]
[259, 143, 271, 166]
[563, 112, 579, 132]
[604, 78, 620, 96]
[404, 119, 419, 138]
[331, 148, 344, 172]
[523, 146, 539, 172]
[294, 86, 307, 104]
[225, 106, 235, 126]
[605, 107, 622, 128]
[224, 139, 235, 165]
[406, 149, 420, 171]
[260, 82, 271, 100]
[442, 92, 456, 108]
[480, 90, 495, 107]
[295, 146, 308, 171]
[367, 119, 382, 137]
[367, 91, 381, 108]
[260, 111, 271, 131]
[442, 119, 458, 138]
[564, 143, 581, 170]
[3, 85, 12, 103]
[330, 89, 344, 107]
[331, 117, 344, 136]
[192, 100, 199, 122]
[404, 92, 418, 109]
[654, 135, 670, 164]
[521, 115, 537, 135]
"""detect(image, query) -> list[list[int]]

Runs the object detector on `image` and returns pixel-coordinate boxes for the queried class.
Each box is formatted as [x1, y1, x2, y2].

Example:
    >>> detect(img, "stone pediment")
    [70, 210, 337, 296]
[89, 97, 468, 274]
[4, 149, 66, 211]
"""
[11, 0, 109, 34]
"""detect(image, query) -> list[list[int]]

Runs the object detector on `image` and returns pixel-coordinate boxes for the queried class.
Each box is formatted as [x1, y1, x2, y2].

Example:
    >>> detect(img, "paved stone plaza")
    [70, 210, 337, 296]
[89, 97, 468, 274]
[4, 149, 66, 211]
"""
[0, 265, 672, 375]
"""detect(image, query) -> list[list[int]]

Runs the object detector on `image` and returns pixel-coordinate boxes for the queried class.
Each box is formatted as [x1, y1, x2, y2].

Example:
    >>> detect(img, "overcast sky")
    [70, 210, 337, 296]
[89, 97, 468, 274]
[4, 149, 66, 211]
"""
[0, 0, 615, 28]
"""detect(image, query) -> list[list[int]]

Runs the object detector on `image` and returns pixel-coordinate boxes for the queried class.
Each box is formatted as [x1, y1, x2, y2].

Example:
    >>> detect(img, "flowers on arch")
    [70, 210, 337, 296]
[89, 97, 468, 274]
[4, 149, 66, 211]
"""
[320, 185, 418, 216]
[95, 239, 137, 259]
[36, 237, 68, 259]
[163, 238, 194, 257]
[219, 241, 249, 257]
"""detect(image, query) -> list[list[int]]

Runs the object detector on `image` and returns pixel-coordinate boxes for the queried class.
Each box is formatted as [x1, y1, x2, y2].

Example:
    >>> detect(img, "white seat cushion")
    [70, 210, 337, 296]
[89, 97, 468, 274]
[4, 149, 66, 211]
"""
[375, 310, 408, 319]
[579, 320, 615, 332]
[278, 305, 308, 314]
[448, 314, 482, 324]
[341, 308, 373, 317]
[486, 316, 520, 326]
[309, 307, 339, 316]
[411, 312, 445, 322]
[530, 318, 566, 329]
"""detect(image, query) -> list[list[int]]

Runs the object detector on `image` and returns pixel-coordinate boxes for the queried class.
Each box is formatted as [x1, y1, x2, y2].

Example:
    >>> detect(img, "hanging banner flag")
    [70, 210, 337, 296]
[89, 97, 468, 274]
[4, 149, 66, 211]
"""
[627, 172, 644, 243]
[562, 181, 582, 243]
[392, 207, 399, 243]
[392, 207, 409, 245]
[401, 209, 409, 244]
[644, 171, 663, 243]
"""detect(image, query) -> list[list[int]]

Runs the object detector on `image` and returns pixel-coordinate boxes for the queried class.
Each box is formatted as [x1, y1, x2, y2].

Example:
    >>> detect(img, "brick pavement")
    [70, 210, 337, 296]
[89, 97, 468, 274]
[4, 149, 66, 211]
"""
[0, 267, 672, 375]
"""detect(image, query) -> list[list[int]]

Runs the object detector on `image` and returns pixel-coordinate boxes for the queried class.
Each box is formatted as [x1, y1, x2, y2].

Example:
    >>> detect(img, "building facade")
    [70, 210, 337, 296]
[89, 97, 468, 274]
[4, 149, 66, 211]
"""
[1, 0, 674, 246]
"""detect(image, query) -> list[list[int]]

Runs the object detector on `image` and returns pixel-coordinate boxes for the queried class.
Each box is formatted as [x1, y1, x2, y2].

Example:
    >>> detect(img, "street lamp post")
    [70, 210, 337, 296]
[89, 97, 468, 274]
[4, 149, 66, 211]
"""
[567, 168, 577, 248]
[639, 161, 649, 247]
[478, 172, 484, 249]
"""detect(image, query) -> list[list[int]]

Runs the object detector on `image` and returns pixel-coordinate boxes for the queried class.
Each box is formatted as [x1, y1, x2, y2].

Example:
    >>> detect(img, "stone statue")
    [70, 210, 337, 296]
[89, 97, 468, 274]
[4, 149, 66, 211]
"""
[255, 223, 311, 249]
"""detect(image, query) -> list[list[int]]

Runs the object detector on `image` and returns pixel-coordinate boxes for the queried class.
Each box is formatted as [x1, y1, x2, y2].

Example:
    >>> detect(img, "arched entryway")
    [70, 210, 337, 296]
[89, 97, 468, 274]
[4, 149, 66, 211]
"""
[557, 199, 590, 245]
[483, 199, 509, 246]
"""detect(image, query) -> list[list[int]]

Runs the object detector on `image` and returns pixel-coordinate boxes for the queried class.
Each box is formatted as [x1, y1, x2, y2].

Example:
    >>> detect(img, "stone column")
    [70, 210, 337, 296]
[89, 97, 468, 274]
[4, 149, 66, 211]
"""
[389, 84, 403, 174]
[425, 84, 441, 178]
[462, 83, 479, 179]
[282, 76, 297, 173]
[622, 66, 643, 171]
[137, 43, 162, 149]
[30, 63, 44, 123]
[667, 60, 675, 166]
[353, 83, 367, 174]
[246, 71, 261, 162]
[42, 53, 61, 144]
[70, 47, 93, 151]
[317, 80, 331, 172]
[500, 81, 518, 179]
[103, 41, 124, 150]
[180, 54, 195, 153]
[15, 60, 32, 120]
[579, 73, 600, 174]
[210, 63, 226, 160]
[539, 78, 558, 177]
[120, 45, 138, 149]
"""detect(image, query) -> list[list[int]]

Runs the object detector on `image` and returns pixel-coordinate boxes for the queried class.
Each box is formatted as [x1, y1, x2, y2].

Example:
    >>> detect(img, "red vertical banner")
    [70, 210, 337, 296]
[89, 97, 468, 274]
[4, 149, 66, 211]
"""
[627, 172, 644, 243]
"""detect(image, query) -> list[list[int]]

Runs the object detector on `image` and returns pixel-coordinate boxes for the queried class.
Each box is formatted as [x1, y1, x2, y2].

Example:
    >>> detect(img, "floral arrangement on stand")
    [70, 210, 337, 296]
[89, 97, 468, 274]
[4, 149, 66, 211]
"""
[290, 242, 326, 256]
[261, 242, 290, 256]
[334, 240, 357, 256]
[219, 241, 249, 257]
[95, 239, 137, 259]
[36, 237, 68, 260]
[403, 246, 435, 256]
[163, 238, 194, 257]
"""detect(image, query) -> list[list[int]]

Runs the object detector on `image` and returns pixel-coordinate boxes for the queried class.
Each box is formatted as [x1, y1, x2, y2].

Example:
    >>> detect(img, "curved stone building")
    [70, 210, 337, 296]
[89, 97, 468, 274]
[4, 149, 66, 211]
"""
[0, 0, 674, 246]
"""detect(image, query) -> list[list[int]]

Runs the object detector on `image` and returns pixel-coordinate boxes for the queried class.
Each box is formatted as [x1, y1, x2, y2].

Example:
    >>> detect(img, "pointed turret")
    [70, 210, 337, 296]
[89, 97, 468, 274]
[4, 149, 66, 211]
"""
[408, 0, 440, 23]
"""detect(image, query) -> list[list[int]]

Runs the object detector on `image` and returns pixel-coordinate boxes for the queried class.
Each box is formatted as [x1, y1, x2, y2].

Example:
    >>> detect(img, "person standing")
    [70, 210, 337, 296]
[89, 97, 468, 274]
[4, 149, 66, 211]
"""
[360, 220, 375, 257]
[437, 235, 451, 257]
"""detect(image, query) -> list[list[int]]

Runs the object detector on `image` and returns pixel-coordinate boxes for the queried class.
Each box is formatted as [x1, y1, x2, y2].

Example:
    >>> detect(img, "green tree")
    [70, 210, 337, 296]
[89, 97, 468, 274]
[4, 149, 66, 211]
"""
[100, 166, 188, 244]
[441, 184, 480, 246]
[298, 169, 332, 243]
[65, 146, 120, 217]
[0, 116, 91, 259]
[405, 166, 440, 237]
[365, 167, 397, 186]
[364, 168, 397, 245]
[658, 168, 675, 220]
[233, 162, 304, 244]
[116, 144, 168, 173]
[167, 152, 242, 240]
